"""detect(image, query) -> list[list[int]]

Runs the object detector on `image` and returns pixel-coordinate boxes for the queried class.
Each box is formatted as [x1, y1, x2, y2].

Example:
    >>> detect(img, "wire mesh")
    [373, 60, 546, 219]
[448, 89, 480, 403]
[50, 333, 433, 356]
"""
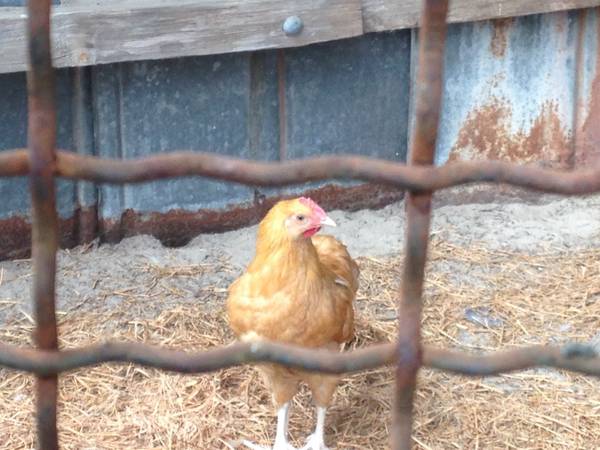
[1, 0, 599, 449]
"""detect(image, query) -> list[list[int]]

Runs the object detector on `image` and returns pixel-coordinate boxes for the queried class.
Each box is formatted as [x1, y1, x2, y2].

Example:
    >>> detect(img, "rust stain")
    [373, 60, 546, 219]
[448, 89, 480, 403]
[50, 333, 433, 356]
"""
[490, 18, 513, 58]
[2, 182, 558, 261]
[0, 216, 32, 260]
[450, 97, 572, 168]
[576, 9, 600, 166]
[488, 73, 506, 89]
[0, 185, 403, 261]
[99, 183, 404, 248]
[0, 207, 96, 261]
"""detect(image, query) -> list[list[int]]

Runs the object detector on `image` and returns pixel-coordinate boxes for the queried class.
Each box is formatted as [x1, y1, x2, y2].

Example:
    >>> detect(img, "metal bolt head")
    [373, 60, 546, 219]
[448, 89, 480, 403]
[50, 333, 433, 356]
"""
[283, 16, 303, 36]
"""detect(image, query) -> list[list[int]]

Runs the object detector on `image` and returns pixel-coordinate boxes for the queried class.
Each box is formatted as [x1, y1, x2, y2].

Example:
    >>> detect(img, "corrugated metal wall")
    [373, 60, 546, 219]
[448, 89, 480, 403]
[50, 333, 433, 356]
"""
[1, 6, 599, 258]
[435, 11, 577, 167]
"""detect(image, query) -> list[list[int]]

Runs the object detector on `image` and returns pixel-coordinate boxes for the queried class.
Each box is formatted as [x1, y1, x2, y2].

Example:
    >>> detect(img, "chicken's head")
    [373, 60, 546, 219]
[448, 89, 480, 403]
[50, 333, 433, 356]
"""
[262, 197, 337, 240]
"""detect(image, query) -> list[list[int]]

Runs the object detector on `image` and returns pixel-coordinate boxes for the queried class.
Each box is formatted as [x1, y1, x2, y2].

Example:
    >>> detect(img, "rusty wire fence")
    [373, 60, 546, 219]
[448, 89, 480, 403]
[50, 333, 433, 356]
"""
[2, 0, 600, 449]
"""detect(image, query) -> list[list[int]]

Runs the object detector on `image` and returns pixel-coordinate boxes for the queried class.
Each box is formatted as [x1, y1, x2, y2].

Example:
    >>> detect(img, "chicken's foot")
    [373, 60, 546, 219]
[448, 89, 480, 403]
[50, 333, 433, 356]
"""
[241, 441, 297, 450]
[300, 406, 330, 450]
[241, 402, 298, 450]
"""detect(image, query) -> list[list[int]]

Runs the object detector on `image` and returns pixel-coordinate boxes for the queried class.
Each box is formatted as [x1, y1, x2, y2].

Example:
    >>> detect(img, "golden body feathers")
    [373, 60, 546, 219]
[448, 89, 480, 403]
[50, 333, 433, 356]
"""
[226, 198, 359, 407]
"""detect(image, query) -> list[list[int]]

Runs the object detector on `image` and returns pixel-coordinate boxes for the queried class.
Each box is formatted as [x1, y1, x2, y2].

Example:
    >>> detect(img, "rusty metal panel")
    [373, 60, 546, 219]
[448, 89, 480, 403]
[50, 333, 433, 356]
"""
[574, 7, 600, 165]
[0, 69, 76, 259]
[280, 31, 411, 199]
[93, 53, 279, 224]
[92, 33, 412, 237]
[422, 10, 581, 168]
[284, 31, 412, 163]
[0, 70, 75, 220]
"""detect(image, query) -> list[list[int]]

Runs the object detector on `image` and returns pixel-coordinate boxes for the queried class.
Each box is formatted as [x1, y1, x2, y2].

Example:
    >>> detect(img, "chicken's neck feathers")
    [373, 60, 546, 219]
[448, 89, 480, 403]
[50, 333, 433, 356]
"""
[249, 234, 328, 292]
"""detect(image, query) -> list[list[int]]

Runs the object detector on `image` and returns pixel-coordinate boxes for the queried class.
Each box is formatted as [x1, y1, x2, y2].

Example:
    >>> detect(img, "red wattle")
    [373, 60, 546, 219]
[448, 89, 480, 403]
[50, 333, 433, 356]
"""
[303, 226, 321, 238]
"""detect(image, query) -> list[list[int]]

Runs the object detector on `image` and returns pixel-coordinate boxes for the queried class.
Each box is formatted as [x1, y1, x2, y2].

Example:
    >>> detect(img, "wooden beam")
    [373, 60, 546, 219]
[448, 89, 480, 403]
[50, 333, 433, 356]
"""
[0, 0, 363, 74]
[363, 0, 600, 32]
[0, 9, 29, 75]
[1, 0, 599, 74]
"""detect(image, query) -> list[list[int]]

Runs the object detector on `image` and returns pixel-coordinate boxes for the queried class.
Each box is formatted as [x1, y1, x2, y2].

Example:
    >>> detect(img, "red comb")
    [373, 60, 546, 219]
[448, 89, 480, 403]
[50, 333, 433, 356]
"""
[299, 197, 326, 219]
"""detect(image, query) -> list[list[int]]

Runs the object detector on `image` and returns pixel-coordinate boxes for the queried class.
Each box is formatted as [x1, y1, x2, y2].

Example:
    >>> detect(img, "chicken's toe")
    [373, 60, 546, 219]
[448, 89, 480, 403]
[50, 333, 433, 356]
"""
[300, 433, 330, 450]
[240, 440, 270, 450]
[241, 439, 298, 450]
[274, 442, 299, 450]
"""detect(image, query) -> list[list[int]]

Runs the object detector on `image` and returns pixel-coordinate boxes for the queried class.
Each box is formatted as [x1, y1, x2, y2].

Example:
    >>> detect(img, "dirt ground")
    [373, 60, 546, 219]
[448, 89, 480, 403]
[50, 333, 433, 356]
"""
[1, 192, 600, 449]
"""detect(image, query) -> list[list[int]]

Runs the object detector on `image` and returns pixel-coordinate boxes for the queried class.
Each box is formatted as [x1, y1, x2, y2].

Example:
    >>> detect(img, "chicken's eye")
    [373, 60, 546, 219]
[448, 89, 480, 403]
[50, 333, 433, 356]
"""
[296, 214, 305, 222]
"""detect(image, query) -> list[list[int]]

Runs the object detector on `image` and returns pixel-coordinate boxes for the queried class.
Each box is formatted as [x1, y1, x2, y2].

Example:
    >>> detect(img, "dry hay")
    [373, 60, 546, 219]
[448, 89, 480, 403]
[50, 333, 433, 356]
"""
[1, 238, 600, 449]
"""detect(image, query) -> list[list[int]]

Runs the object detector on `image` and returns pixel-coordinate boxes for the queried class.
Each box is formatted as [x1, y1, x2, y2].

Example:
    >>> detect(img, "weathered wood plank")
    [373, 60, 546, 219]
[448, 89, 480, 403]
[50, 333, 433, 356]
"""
[0, 9, 28, 74]
[0, 0, 363, 74]
[1, 0, 599, 74]
[363, 0, 600, 32]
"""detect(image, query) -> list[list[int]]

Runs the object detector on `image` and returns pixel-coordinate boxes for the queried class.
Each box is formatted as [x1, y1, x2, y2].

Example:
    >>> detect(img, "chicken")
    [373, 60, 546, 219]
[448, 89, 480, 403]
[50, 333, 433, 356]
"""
[226, 197, 359, 450]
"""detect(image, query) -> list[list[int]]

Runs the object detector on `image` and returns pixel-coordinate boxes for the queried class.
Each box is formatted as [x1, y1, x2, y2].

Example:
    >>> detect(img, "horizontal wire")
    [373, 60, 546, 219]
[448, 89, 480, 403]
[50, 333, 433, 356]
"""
[1, 149, 600, 194]
[2, 150, 600, 378]
[0, 340, 598, 378]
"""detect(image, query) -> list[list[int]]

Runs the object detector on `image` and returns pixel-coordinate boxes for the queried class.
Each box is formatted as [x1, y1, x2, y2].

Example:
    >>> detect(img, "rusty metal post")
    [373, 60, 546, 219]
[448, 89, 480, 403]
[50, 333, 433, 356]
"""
[393, 1, 449, 449]
[26, 0, 60, 448]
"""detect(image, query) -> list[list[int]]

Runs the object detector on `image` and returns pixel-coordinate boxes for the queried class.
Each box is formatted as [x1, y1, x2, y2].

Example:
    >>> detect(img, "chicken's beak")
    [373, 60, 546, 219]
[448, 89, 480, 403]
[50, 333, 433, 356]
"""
[320, 215, 337, 227]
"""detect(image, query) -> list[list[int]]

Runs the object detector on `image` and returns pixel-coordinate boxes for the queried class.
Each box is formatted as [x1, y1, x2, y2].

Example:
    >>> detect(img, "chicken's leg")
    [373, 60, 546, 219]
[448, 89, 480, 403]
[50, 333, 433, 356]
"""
[300, 406, 330, 450]
[241, 402, 298, 450]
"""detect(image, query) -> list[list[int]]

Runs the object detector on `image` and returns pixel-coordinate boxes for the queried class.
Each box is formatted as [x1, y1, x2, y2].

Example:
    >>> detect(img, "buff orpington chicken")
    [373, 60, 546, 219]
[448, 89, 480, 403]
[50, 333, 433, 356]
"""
[226, 197, 359, 450]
